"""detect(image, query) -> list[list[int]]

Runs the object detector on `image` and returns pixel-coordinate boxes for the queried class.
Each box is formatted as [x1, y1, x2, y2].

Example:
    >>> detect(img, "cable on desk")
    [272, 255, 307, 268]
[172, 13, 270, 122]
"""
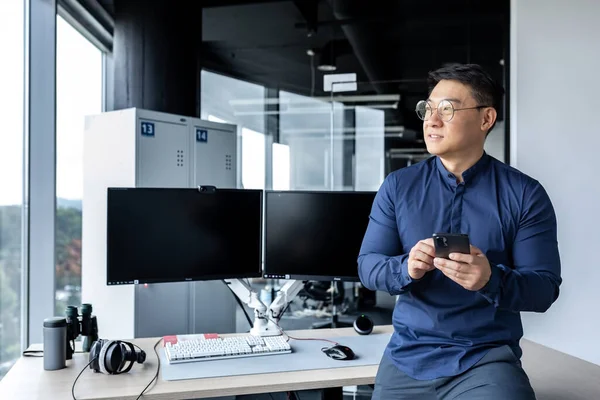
[135, 338, 163, 400]
[70, 339, 161, 400]
[23, 350, 85, 357]
[22, 350, 44, 357]
[72, 356, 98, 400]
[265, 315, 340, 346]
[284, 332, 339, 346]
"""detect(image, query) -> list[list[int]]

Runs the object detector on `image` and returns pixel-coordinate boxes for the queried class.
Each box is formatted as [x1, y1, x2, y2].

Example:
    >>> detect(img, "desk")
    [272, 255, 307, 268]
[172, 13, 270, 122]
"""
[0, 326, 389, 400]
[1, 325, 600, 400]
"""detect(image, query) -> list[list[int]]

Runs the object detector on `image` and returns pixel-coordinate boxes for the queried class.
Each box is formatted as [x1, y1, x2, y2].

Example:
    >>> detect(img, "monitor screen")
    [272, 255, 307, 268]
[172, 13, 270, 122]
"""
[264, 190, 376, 282]
[106, 187, 262, 285]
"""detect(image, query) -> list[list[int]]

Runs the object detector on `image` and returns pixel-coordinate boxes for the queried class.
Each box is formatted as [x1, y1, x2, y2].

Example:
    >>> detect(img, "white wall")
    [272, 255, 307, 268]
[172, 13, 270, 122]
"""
[512, 0, 600, 365]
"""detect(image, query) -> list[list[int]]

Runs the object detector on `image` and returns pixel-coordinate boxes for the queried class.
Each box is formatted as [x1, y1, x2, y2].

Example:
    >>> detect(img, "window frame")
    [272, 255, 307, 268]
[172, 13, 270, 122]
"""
[22, 0, 109, 349]
[24, 0, 58, 347]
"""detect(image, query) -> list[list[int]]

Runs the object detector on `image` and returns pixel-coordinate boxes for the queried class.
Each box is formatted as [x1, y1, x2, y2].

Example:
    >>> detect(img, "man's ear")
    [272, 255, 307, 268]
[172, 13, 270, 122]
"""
[481, 107, 497, 133]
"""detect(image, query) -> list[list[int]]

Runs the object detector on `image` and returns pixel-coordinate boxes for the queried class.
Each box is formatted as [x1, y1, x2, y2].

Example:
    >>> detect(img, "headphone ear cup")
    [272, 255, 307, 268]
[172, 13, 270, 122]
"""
[104, 341, 125, 374]
[120, 341, 145, 364]
[89, 339, 145, 375]
[91, 339, 118, 374]
[89, 339, 104, 372]
[136, 349, 146, 364]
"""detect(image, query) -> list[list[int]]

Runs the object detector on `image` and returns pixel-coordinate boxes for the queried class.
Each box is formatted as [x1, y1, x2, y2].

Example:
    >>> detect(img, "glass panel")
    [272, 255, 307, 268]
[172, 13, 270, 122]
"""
[0, 0, 24, 380]
[354, 105, 385, 191]
[241, 127, 266, 190]
[279, 82, 429, 192]
[201, 70, 266, 190]
[272, 143, 290, 190]
[278, 91, 346, 191]
[55, 16, 103, 316]
[346, 81, 431, 179]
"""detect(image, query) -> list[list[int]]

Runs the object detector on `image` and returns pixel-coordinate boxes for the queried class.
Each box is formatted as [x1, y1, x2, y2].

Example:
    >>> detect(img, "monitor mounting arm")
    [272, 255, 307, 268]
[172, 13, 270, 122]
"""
[223, 279, 305, 337]
[266, 279, 305, 323]
[223, 279, 271, 336]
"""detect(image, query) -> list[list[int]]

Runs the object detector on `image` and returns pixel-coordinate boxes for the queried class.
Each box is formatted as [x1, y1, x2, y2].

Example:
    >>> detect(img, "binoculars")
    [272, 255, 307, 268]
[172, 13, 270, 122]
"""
[65, 303, 99, 359]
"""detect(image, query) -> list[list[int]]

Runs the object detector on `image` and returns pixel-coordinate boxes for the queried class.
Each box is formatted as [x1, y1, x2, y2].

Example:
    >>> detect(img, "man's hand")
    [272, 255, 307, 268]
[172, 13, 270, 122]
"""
[433, 245, 491, 291]
[407, 238, 436, 280]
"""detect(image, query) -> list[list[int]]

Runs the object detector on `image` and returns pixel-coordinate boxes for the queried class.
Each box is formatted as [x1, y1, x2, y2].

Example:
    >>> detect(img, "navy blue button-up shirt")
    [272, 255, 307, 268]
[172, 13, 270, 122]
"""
[358, 153, 561, 380]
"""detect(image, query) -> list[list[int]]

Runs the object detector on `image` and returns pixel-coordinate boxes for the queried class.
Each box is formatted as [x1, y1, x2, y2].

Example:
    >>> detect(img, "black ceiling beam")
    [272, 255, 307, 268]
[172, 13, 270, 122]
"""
[202, 0, 286, 7]
[292, 0, 319, 36]
[295, 13, 502, 30]
[294, 15, 387, 29]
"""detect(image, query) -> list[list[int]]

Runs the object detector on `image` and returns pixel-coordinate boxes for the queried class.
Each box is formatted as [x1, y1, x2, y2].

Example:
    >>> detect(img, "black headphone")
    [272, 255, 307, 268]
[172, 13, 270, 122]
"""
[89, 339, 146, 375]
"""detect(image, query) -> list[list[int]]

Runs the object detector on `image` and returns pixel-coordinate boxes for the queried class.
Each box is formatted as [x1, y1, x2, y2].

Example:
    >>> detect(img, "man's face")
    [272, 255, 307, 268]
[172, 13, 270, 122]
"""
[423, 80, 486, 158]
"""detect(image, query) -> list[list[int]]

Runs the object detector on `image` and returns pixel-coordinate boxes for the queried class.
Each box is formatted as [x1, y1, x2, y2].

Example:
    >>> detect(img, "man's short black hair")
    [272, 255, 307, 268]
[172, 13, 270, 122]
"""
[427, 63, 505, 133]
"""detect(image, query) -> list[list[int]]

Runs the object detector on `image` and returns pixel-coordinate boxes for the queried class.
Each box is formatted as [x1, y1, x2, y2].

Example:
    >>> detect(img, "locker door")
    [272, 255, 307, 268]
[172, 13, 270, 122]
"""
[192, 124, 238, 334]
[137, 119, 189, 188]
[134, 117, 191, 338]
[193, 125, 237, 189]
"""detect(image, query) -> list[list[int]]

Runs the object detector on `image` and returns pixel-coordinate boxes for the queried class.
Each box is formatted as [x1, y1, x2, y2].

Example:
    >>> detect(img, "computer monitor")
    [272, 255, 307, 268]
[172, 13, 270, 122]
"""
[106, 187, 263, 285]
[263, 190, 376, 282]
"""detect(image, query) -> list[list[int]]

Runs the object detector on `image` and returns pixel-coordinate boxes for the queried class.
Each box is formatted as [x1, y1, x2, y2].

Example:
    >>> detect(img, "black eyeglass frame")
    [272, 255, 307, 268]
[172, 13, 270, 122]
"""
[415, 99, 492, 122]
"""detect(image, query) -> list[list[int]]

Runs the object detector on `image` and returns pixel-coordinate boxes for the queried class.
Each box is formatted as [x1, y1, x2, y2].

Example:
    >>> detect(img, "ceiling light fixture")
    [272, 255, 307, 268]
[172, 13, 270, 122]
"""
[317, 39, 343, 72]
[317, 63, 337, 72]
[317, 47, 337, 71]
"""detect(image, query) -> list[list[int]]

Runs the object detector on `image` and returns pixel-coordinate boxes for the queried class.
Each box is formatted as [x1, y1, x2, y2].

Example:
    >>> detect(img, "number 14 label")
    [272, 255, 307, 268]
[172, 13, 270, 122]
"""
[196, 129, 208, 143]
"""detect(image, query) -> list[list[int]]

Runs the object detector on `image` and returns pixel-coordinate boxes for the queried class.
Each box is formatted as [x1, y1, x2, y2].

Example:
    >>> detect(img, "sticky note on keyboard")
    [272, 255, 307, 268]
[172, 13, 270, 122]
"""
[163, 335, 178, 346]
[163, 333, 220, 346]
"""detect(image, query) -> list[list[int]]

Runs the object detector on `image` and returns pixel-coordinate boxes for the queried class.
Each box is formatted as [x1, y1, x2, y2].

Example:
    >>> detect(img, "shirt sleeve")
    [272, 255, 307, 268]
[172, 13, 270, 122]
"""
[357, 173, 417, 295]
[478, 180, 562, 312]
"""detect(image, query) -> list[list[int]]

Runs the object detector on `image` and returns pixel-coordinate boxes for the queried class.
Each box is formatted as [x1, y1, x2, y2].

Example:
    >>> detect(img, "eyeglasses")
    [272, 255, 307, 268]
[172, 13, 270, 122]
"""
[415, 100, 490, 122]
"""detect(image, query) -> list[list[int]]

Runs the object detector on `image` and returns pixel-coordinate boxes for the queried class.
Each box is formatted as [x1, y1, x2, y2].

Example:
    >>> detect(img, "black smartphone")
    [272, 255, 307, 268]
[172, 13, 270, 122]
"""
[432, 233, 470, 259]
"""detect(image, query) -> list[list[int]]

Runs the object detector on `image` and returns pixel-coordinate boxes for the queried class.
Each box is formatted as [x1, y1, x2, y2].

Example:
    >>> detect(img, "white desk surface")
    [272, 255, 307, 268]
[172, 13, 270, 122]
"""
[1, 325, 599, 400]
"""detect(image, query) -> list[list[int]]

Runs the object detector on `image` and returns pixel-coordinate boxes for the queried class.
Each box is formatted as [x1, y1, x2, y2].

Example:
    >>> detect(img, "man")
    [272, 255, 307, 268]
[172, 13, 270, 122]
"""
[358, 63, 561, 399]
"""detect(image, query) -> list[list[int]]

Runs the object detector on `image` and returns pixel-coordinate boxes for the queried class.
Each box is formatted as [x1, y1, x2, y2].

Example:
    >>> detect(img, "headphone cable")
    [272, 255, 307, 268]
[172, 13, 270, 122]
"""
[71, 338, 161, 400]
[72, 356, 97, 400]
[135, 338, 162, 400]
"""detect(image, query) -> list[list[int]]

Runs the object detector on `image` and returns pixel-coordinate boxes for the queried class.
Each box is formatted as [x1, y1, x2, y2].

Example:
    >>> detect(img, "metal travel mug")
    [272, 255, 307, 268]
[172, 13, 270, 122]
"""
[43, 317, 67, 371]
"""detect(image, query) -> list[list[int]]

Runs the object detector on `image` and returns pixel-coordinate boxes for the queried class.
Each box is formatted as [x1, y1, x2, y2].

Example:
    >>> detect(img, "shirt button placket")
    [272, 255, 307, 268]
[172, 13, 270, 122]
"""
[451, 183, 465, 233]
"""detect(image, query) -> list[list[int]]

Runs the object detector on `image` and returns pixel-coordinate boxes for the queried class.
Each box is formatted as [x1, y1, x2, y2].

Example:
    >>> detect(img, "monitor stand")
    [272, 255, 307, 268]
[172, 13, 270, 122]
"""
[311, 281, 354, 329]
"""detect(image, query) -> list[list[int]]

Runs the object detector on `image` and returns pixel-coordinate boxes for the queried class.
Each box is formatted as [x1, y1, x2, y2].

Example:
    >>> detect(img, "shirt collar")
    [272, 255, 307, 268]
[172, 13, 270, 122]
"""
[435, 152, 491, 184]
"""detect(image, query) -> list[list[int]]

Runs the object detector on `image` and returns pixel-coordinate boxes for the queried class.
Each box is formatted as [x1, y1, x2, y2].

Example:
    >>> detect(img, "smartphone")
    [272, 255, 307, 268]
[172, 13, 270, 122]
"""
[432, 233, 470, 259]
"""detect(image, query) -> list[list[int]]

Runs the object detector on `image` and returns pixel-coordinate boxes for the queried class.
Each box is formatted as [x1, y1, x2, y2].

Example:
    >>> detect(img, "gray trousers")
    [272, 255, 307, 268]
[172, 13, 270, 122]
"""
[372, 346, 536, 400]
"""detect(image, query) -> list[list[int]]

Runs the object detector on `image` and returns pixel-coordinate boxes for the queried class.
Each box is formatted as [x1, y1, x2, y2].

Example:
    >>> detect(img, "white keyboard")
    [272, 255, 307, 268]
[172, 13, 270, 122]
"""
[164, 334, 292, 364]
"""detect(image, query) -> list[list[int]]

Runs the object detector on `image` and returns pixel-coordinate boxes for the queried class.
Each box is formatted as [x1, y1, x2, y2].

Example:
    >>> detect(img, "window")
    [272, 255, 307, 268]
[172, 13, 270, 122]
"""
[55, 16, 103, 316]
[201, 70, 266, 190]
[0, 0, 24, 380]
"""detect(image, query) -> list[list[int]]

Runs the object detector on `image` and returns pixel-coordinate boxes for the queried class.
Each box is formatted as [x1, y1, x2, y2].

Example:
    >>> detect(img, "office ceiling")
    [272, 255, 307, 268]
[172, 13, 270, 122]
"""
[98, 0, 509, 139]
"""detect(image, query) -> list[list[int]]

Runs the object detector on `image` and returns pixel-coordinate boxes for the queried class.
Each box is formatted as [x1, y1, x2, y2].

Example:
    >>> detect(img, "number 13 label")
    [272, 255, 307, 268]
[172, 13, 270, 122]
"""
[141, 121, 155, 137]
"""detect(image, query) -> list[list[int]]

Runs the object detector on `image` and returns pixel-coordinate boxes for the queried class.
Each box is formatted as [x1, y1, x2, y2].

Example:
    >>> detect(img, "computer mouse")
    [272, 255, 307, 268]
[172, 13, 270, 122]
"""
[322, 344, 355, 360]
